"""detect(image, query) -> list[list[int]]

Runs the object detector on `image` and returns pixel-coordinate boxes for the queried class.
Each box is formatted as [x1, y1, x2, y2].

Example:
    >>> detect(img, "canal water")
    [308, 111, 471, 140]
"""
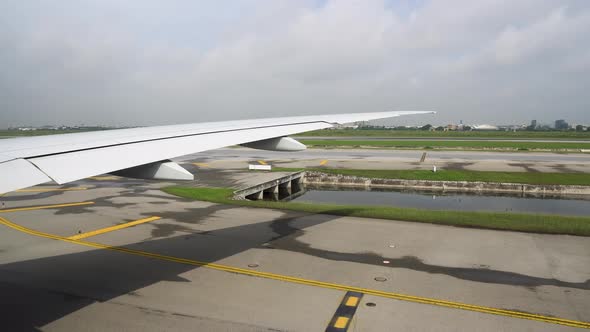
[292, 186, 590, 216]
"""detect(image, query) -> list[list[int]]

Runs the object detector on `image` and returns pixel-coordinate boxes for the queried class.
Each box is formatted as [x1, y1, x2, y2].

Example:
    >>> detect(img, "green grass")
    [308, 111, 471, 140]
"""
[300, 139, 590, 151]
[273, 168, 590, 186]
[297, 129, 590, 139]
[163, 186, 590, 236]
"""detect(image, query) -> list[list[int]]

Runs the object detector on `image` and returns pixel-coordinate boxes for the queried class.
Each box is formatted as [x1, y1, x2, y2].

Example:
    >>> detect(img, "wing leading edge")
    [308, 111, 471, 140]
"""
[0, 111, 434, 193]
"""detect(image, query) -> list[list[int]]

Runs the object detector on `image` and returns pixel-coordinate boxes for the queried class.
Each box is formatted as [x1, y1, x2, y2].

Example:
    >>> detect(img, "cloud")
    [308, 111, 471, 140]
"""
[0, 0, 589, 126]
[490, 7, 590, 65]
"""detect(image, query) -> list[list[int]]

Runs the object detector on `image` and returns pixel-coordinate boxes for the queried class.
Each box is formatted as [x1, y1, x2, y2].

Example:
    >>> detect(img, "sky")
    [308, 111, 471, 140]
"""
[1, 0, 589, 127]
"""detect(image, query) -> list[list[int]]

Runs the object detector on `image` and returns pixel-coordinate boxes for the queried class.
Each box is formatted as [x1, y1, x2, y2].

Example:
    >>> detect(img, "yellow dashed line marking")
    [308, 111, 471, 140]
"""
[89, 176, 120, 181]
[320, 160, 329, 166]
[345, 296, 359, 307]
[0, 202, 95, 213]
[327, 291, 362, 331]
[333, 317, 349, 328]
[0, 215, 588, 329]
[68, 216, 161, 240]
[257, 160, 267, 165]
[192, 162, 210, 168]
[16, 187, 88, 193]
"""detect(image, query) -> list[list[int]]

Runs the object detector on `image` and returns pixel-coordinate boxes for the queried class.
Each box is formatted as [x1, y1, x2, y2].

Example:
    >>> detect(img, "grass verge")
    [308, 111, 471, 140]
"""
[162, 187, 590, 236]
[299, 139, 590, 151]
[296, 129, 590, 139]
[272, 168, 590, 186]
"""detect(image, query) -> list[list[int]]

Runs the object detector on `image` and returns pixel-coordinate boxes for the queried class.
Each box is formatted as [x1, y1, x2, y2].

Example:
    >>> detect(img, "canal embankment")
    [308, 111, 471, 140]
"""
[163, 167, 590, 235]
[163, 185, 590, 236]
[303, 171, 590, 196]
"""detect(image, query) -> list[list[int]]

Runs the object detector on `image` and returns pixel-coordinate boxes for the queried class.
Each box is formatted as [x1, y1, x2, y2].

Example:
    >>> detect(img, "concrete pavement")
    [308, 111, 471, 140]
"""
[0, 176, 588, 331]
[177, 148, 590, 173]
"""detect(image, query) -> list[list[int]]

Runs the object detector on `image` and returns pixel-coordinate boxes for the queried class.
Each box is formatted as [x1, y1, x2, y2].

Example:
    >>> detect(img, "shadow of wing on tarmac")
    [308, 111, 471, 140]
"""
[0, 211, 337, 331]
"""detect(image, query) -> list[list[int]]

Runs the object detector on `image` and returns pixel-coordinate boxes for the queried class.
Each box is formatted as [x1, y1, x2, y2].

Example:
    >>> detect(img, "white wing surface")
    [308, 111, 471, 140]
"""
[0, 111, 434, 193]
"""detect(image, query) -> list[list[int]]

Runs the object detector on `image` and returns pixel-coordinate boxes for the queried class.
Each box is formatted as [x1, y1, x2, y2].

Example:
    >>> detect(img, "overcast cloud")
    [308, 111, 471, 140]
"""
[1, 0, 589, 127]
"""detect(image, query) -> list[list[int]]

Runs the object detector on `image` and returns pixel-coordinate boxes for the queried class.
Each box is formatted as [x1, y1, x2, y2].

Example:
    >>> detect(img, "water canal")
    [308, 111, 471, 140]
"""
[291, 185, 590, 216]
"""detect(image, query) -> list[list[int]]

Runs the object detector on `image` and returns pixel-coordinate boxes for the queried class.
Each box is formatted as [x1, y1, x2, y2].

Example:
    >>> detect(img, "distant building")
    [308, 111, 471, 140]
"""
[471, 124, 499, 131]
[555, 119, 569, 130]
[498, 125, 522, 131]
[331, 123, 359, 130]
[530, 120, 537, 129]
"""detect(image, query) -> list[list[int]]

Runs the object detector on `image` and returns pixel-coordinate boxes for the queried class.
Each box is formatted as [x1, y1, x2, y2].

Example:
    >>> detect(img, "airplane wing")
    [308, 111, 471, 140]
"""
[0, 111, 434, 194]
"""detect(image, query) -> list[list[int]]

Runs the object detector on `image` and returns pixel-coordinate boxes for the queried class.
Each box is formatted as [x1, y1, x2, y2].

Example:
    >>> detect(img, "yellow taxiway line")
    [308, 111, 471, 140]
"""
[68, 216, 161, 240]
[0, 215, 588, 329]
[319, 160, 329, 166]
[257, 160, 268, 165]
[89, 176, 120, 181]
[16, 187, 88, 193]
[0, 202, 95, 213]
[192, 162, 210, 168]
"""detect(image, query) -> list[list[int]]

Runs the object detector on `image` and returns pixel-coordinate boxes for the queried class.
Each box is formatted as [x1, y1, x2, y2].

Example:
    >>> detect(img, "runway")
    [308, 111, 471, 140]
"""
[178, 148, 590, 173]
[0, 159, 588, 331]
[183, 147, 590, 162]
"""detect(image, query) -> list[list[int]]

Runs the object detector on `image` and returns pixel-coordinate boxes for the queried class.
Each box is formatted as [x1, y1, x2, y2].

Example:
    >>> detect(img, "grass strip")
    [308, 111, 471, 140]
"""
[272, 168, 590, 186]
[300, 139, 590, 151]
[296, 129, 590, 139]
[163, 187, 590, 236]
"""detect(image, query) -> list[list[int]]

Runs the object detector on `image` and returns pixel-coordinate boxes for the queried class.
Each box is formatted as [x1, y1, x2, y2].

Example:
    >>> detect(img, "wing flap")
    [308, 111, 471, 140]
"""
[0, 159, 53, 193]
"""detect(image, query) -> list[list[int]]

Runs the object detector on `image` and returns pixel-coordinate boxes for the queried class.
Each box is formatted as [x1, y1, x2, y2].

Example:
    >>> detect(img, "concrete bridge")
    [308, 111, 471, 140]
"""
[233, 171, 305, 201]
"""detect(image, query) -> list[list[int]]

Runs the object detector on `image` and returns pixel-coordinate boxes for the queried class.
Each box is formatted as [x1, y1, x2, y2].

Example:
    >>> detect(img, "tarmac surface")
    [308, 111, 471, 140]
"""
[0, 149, 589, 331]
[178, 147, 590, 173]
